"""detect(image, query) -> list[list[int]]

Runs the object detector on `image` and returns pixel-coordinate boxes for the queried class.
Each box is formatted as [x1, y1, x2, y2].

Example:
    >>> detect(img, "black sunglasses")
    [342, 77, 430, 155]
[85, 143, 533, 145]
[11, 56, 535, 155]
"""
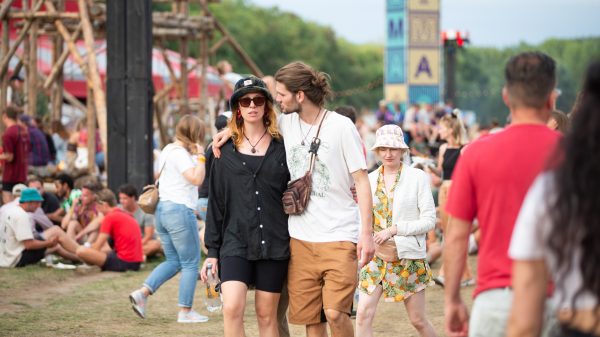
[239, 96, 266, 108]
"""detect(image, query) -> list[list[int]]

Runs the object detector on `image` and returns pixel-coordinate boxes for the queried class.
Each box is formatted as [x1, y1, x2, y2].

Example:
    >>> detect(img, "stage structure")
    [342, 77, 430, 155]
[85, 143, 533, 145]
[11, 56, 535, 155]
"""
[0, 0, 263, 189]
[384, 0, 441, 109]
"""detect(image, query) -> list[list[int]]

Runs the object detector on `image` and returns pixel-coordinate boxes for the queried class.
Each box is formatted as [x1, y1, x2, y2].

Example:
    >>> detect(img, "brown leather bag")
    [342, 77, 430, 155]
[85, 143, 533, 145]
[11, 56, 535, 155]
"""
[375, 239, 400, 262]
[282, 172, 312, 215]
[138, 152, 168, 214]
[282, 110, 328, 215]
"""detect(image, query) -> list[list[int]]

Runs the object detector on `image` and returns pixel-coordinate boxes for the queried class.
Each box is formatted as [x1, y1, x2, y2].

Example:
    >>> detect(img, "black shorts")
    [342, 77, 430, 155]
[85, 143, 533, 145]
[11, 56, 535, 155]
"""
[16, 248, 46, 267]
[101, 251, 141, 272]
[2, 181, 24, 193]
[220, 256, 288, 293]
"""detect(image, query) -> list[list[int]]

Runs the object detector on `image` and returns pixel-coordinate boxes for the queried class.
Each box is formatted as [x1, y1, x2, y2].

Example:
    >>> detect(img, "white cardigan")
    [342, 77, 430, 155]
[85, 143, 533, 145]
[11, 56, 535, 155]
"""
[368, 165, 436, 259]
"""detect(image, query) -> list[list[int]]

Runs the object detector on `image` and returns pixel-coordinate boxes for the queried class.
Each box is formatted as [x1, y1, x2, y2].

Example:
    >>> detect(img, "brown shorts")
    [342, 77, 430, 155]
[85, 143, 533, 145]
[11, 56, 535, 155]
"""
[288, 238, 357, 325]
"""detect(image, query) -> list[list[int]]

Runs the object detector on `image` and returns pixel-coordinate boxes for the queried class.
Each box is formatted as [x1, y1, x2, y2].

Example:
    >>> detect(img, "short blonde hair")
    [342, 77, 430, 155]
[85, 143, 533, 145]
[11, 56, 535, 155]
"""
[95, 188, 117, 207]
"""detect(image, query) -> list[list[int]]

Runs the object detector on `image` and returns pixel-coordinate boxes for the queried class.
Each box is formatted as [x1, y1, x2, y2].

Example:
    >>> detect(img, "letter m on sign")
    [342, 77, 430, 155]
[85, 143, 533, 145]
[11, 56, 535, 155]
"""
[389, 18, 404, 39]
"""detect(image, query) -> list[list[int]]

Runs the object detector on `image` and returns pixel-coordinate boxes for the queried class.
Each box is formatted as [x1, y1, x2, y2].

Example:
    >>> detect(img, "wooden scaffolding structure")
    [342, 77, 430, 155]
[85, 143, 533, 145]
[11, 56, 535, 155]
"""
[0, 0, 263, 173]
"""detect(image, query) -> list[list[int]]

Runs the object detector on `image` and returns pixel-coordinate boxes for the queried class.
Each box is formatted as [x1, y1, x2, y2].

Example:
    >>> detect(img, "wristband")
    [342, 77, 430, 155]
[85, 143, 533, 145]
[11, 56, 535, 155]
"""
[198, 155, 206, 164]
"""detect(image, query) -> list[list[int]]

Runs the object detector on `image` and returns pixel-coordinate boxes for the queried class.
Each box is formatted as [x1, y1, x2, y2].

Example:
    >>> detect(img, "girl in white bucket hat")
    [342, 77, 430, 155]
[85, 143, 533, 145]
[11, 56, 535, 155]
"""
[357, 124, 438, 337]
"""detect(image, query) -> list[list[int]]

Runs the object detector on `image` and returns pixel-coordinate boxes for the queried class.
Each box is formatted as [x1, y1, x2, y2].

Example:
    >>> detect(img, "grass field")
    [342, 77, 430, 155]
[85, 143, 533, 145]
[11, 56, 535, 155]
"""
[0, 257, 476, 337]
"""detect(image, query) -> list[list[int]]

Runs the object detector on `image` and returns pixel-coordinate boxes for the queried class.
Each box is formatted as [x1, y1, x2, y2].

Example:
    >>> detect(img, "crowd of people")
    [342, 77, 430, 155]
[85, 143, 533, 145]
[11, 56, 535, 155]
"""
[1, 51, 598, 337]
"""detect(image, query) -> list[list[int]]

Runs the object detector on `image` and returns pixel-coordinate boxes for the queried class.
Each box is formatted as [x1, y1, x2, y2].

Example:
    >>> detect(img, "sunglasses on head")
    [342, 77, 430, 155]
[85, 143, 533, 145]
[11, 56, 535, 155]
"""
[239, 96, 266, 108]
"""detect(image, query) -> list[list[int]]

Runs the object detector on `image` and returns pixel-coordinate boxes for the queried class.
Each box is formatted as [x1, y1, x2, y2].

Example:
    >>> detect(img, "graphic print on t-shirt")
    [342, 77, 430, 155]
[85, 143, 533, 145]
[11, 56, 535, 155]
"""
[288, 143, 331, 198]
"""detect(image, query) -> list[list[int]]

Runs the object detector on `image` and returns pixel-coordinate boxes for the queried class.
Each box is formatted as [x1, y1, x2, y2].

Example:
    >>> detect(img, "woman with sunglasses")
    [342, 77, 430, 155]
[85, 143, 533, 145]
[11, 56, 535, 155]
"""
[201, 76, 290, 337]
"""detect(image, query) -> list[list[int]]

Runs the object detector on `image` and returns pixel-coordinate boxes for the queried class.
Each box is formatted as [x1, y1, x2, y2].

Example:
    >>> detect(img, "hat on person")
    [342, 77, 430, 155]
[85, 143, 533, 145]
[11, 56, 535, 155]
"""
[19, 114, 32, 126]
[371, 124, 409, 150]
[11, 183, 27, 197]
[229, 76, 273, 109]
[19, 188, 44, 203]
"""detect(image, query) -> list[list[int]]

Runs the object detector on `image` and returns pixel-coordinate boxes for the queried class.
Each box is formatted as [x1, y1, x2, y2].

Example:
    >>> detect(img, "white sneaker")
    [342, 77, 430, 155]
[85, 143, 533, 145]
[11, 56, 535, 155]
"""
[129, 290, 148, 319]
[177, 310, 209, 323]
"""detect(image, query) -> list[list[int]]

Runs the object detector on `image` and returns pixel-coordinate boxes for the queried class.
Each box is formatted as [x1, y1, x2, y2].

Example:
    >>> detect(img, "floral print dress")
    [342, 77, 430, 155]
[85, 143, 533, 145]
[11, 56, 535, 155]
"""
[358, 166, 434, 302]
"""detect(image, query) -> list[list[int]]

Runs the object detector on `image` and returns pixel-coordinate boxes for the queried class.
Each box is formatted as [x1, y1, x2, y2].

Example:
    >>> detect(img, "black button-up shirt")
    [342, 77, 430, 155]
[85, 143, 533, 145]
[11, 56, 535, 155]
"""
[205, 138, 290, 260]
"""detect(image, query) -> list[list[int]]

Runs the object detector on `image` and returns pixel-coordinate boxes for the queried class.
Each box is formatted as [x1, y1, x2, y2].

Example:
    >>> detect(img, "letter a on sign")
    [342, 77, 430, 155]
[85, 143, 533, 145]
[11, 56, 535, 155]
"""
[415, 56, 432, 78]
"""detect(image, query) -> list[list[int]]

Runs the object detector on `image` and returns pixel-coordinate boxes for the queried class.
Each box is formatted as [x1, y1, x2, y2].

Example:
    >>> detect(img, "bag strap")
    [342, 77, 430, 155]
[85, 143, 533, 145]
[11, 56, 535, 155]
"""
[307, 110, 328, 173]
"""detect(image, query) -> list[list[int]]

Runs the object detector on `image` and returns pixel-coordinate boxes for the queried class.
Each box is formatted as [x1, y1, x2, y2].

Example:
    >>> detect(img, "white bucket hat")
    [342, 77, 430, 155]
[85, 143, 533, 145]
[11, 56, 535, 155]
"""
[371, 124, 409, 150]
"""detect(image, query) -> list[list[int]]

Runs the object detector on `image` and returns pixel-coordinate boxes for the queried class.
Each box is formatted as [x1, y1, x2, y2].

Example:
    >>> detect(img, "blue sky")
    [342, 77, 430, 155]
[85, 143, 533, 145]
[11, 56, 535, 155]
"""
[249, 0, 600, 47]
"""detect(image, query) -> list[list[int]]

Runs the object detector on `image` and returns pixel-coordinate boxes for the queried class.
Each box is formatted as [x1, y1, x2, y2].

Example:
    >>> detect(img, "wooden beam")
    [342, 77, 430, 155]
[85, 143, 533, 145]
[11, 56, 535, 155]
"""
[27, 15, 38, 117]
[51, 0, 65, 121]
[44, 23, 82, 90]
[0, 0, 44, 79]
[8, 12, 80, 19]
[86, 85, 96, 174]
[209, 35, 228, 55]
[1, 19, 9, 135]
[157, 40, 183, 97]
[0, 0, 16, 21]
[78, 0, 107, 161]
[44, 1, 89, 77]
[14, 52, 87, 114]
[200, 2, 263, 77]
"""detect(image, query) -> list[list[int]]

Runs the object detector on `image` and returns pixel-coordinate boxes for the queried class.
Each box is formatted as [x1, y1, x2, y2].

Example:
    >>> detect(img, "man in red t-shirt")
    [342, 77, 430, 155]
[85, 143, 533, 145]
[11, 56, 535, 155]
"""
[1, 106, 30, 203]
[57, 188, 143, 272]
[443, 52, 561, 337]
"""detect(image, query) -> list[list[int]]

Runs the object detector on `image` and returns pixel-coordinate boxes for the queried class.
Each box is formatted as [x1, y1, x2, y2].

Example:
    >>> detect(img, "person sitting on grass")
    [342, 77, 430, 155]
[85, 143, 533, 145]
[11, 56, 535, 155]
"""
[118, 184, 162, 259]
[61, 182, 101, 244]
[58, 188, 144, 272]
[0, 188, 79, 268]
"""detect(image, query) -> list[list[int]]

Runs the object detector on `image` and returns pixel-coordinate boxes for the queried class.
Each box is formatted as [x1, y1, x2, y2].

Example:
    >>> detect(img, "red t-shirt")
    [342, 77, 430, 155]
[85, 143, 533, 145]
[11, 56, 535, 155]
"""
[100, 209, 143, 263]
[446, 124, 560, 298]
[1, 125, 30, 184]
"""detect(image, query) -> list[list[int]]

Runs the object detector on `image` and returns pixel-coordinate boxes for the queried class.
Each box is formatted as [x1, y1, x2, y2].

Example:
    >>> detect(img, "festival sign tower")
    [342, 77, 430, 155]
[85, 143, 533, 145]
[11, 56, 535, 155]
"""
[385, 0, 441, 108]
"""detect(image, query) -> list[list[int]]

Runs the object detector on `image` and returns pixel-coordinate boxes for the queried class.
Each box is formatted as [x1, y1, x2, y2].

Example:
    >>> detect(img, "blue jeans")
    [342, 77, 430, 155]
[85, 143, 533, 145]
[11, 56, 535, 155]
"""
[196, 197, 208, 222]
[143, 200, 200, 308]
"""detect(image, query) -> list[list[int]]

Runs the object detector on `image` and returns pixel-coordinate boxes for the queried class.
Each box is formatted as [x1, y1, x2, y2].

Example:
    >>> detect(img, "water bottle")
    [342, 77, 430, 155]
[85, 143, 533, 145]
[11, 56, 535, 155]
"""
[205, 263, 222, 313]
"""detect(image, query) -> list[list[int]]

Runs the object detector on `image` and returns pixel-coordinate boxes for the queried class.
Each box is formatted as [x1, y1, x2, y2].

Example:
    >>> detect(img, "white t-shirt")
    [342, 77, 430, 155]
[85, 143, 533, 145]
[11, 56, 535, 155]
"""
[0, 205, 35, 268]
[278, 111, 367, 243]
[157, 144, 198, 210]
[510, 173, 598, 311]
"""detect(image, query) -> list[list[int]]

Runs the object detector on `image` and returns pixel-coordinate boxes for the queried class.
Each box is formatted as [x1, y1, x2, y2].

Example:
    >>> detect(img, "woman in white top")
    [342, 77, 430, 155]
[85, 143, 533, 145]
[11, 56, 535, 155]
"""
[508, 62, 600, 337]
[129, 115, 208, 323]
[356, 124, 438, 337]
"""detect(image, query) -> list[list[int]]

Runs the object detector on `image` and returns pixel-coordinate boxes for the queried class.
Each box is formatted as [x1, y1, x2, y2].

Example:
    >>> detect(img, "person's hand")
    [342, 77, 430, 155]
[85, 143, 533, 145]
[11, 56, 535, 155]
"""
[212, 128, 231, 158]
[357, 232, 375, 268]
[74, 231, 85, 242]
[200, 257, 218, 282]
[445, 299, 470, 337]
[373, 228, 393, 245]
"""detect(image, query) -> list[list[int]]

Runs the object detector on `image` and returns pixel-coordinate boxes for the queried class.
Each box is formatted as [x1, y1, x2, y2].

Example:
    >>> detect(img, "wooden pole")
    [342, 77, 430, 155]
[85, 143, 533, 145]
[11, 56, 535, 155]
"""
[179, 1, 189, 114]
[27, 14, 38, 117]
[51, 0, 65, 121]
[44, 1, 89, 77]
[0, 0, 16, 21]
[200, 2, 263, 77]
[86, 85, 95, 174]
[157, 40, 182, 97]
[78, 0, 107, 165]
[44, 23, 81, 90]
[14, 52, 87, 115]
[0, 0, 44, 79]
[0, 19, 8, 135]
[199, 0, 209, 121]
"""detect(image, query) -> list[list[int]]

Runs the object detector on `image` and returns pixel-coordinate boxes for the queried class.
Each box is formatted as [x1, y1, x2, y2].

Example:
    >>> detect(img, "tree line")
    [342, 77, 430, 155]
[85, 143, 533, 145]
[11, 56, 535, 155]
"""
[158, 0, 600, 123]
